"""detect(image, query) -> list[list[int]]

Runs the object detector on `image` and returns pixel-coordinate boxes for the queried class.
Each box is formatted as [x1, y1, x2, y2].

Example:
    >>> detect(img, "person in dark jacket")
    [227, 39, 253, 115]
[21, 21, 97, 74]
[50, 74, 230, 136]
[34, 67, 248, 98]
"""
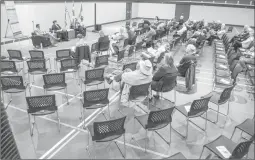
[151, 53, 179, 99]
[98, 30, 110, 43]
[51, 20, 69, 41]
[177, 44, 197, 77]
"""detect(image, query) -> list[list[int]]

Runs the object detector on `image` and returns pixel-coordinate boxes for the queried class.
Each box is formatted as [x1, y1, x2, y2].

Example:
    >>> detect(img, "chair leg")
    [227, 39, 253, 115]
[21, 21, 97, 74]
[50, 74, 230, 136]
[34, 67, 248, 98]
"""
[56, 111, 60, 133]
[145, 129, 147, 152]
[231, 127, 237, 140]
[124, 134, 126, 158]
[199, 147, 205, 159]
[186, 117, 189, 139]
[65, 87, 69, 105]
[108, 104, 111, 118]
[174, 88, 176, 104]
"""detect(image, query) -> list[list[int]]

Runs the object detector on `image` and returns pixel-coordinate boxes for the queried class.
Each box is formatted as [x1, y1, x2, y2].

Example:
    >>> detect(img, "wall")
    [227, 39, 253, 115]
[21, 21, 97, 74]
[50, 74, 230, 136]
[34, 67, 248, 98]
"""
[190, 5, 254, 27]
[132, 2, 138, 18]
[136, 3, 176, 20]
[1, 2, 126, 37]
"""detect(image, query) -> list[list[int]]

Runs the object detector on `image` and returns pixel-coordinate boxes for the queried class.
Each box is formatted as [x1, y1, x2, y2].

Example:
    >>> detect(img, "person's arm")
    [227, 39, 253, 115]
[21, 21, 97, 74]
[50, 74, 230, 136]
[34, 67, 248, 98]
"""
[152, 67, 165, 81]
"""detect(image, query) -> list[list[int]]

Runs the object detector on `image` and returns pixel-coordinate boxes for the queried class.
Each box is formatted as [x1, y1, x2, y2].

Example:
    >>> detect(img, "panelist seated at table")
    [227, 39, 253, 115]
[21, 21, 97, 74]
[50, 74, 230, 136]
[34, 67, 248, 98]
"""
[51, 20, 69, 41]
[34, 24, 59, 47]
[176, 44, 197, 77]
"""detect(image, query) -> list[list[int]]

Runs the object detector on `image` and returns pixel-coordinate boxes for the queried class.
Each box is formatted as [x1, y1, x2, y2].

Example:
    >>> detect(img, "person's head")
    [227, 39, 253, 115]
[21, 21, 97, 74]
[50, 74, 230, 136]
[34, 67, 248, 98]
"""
[81, 16, 84, 21]
[144, 23, 149, 29]
[185, 44, 196, 55]
[155, 16, 159, 21]
[139, 60, 152, 76]
[119, 27, 124, 34]
[221, 23, 226, 30]
[217, 20, 221, 24]
[164, 53, 174, 67]
[99, 30, 105, 37]
[180, 15, 184, 20]
[202, 29, 207, 35]
[36, 24, 40, 29]
[77, 34, 83, 39]
[53, 20, 57, 24]
[244, 25, 250, 32]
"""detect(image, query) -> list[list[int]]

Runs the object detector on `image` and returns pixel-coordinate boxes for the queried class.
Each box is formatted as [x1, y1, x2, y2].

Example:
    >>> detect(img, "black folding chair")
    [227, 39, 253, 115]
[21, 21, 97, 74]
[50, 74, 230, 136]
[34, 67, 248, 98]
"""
[94, 55, 109, 68]
[109, 50, 125, 70]
[98, 41, 111, 55]
[123, 38, 129, 49]
[43, 73, 69, 104]
[86, 116, 127, 159]
[54, 49, 72, 72]
[122, 62, 137, 71]
[231, 118, 254, 141]
[173, 96, 212, 139]
[91, 42, 99, 55]
[1, 76, 30, 109]
[199, 135, 254, 159]
[80, 88, 110, 124]
[29, 50, 52, 71]
[7, 50, 28, 72]
[132, 107, 175, 152]
[81, 68, 105, 91]
[60, 58, 80, 85]
[0, 60, 22, 75]
[202, 85, 235, 125]
[26, 95, 60, 136]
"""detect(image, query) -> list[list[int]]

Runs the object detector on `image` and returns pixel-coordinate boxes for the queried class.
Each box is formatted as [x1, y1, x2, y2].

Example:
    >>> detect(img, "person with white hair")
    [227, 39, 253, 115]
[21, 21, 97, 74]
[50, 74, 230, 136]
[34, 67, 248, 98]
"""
[97, 30, 110, 48]
[177, 44, 197, 77]
[229, 25, 251, 44]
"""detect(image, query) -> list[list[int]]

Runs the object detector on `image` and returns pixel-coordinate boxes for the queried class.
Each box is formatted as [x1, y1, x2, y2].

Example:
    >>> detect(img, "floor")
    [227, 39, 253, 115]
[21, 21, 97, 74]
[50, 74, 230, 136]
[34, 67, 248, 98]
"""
[1, 21, 254, 159]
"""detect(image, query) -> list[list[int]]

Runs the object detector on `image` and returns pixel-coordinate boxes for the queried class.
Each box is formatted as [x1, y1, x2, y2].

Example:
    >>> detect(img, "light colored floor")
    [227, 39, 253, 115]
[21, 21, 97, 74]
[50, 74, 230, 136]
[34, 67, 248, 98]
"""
[1, 21, 254, 159]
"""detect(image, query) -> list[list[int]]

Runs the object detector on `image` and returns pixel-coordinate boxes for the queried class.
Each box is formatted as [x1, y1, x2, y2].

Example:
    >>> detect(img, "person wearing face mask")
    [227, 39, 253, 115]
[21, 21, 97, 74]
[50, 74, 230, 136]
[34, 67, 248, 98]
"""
[177, 44, 197, 77]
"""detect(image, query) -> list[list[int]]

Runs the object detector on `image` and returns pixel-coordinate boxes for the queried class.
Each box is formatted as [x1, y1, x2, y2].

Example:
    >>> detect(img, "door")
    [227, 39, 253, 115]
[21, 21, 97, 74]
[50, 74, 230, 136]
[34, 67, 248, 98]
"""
[126, 2, 132, 26]
[175, 4, 190, 21]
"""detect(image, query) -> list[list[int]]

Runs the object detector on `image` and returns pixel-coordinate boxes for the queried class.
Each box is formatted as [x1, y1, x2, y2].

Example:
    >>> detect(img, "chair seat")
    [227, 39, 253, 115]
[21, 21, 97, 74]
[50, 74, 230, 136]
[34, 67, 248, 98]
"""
[130, 96, 147, 103]
[215, 51, 226, 55]
[215, 63, 229, 70]
[60, 67, 79, 73]
[216, 54, 227, 59]
[205, 135, 236, 159]
[43, 83, 67, 90]
[215, 77, 233, 87]
[28, 69, 47, 74]
[203, 91, 221, 105]
[236, 119, 254, 136]
[84, 80, 104, 86]
[1, 69, 21, 75]
[215, 69, 231, 78]
[216, 58, 228, 65]
[3, 87, 26, 93]
[83, 103, 107, 109]
[216, 47, 225, 51]
[87, 125, 123, 142]
[29, 107, 57, 115]
[176, 102, 193, 117]
[164, 152, 186, 159]
[135, 114, 149, 129]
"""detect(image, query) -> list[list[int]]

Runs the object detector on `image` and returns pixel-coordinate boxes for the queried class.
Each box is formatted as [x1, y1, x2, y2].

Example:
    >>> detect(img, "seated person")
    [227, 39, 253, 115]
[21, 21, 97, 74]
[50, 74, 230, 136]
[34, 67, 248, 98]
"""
[51, 20, 69, 41]
[111, 27, 127, 55]
[177, 44, 197, 77]
[157, 21, 167, 32]
[178, 16, 185, 26]
[126, 25, 136, 45]
[97, 30, 110, 53]
[151, 53, 179, 99]
[174, 24, 187, 38]
[105, 59, 153, 112]
[34, 24, 59, 47]
[142, 24, 156, 48]
[207, 23, 226, 45]
[154, 16, 160, 25]
[76, 16, 86, 36]
[145, 43, 170, 60]
[229, 25, 250, 44]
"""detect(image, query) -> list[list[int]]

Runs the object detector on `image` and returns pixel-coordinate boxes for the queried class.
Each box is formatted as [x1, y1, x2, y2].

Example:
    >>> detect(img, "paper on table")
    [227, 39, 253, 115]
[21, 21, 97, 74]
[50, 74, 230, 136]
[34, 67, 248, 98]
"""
[220, 79, 230, 84]
[185, 105, 191, 112]
[216, 146, 231, 158]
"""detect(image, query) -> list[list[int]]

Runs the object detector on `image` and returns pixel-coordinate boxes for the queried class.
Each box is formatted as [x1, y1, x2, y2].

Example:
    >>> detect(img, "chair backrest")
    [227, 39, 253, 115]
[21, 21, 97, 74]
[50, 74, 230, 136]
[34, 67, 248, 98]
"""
[146, 107, 175, 130]
[7, 50, 23, 60]
[188, 96, 212, 117]
[27, 60, 46, 72]
[117, 50, 125, 62]
[0, 60, 17, 73]
[1, 76, 25, 91]
[122, 62, 137, 71]
[185, 61, 196, 89]
[91, 42, 99, 53]
[123, 39, 129, 48]
[128, 82, 151, 101]
[230, 139, 254, 159]
[29, 50, 45, 60]
[43, 73, 66, 88]
[128, 45, 135, 57]
[85, 68, 105, 83]
[56, 49, 71, 60]
[83, 88, 109, 108]
[99, 41, 110, 51]
[218, 85, 235, 104]
[26, 95, 57, 114]
[60, 58, 79, 71]
[93, 116, 126, 141]
[75, 45, 91, 63]
[159, 73, 178, 92]
[131, 35, 137, 45]
[132, 22, 137, 27]
[95, 55, 109, 68]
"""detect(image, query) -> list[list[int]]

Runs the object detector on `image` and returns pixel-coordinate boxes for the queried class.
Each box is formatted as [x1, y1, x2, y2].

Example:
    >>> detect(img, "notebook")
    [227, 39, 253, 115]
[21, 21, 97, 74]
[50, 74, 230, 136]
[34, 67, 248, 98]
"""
[185, 105, 191, 112]
[216, 146, 231, 158]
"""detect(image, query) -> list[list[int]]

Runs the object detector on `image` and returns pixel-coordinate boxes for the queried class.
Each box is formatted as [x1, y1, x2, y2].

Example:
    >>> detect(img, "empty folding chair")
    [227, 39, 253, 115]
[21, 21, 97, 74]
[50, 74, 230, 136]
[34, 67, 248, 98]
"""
[27, 59, 48, 83]
[172, 96, 212, 139]
[43, 73, 69, 104]
[26, 95, 60, 136]
[231, 118, 254, 141]
[7, 50, 28, 72]
[202, 85, 235, 125]
[163, 152, 186, 159]
[29, 50, 52, 70]
[199, 135, 254, 159]
[59, 58, 80, 85]
[86, 116, 127, 159]
[1, 76, 30, 109]
[80, 88, 110, 125]
[132, 107, 175, 152]
[0, 60, 22, 75]
[54, 49, 72, 72]
[80, 68, 105, 91]
[94, 55, 109, 68]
